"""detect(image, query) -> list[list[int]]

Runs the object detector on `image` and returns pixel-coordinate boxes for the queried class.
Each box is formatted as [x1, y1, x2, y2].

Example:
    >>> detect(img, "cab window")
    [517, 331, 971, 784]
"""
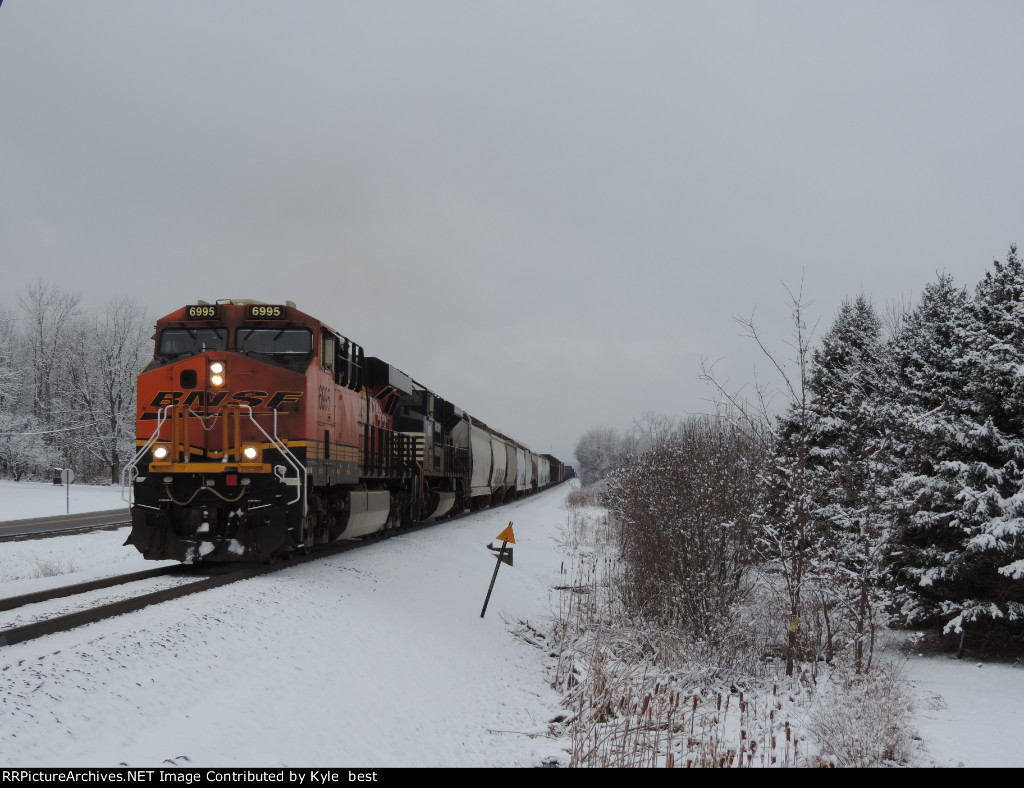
[237, 328, 313, 355]
[158, 328, 228, 356]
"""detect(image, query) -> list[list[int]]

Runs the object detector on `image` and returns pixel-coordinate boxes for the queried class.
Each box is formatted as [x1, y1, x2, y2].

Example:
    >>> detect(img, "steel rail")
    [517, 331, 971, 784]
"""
[0, 527, 398, 648]
[0, 491, 545, 649]
[0, 565, 180, 613]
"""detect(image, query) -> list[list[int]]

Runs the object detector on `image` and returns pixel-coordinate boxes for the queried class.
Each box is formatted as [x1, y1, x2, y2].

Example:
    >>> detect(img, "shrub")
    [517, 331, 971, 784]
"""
[807, 659, 917, 767]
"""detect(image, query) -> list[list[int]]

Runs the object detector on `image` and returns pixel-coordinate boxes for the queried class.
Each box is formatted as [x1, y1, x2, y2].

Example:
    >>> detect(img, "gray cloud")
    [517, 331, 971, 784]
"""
[2, 1, 1022, 464]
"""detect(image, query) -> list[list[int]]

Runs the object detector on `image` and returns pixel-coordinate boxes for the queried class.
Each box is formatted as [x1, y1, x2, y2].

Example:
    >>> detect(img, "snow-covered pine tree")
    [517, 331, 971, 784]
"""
[884, 274, 973, 629]
[805, 294, 891, 672]
[950, 246, 1024, 638]
[885, 259, 1024, 645]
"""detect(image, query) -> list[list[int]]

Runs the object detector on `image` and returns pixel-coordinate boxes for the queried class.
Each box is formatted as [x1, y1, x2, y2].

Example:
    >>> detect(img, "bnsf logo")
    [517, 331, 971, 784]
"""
[146, 390, 304, 409]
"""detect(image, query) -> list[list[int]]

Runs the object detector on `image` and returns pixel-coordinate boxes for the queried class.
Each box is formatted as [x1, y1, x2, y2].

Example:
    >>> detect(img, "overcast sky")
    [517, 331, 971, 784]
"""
[2, 1, 1022, 465]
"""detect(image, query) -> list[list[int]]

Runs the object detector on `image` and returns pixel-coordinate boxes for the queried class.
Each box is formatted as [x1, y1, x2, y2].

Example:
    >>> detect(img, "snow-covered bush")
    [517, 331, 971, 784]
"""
[807, 659, 917, 767]
[608, 416, 763, 649]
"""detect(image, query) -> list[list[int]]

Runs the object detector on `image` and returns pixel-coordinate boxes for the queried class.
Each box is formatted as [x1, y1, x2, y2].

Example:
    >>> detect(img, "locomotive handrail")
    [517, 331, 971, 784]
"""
[241, 404, 307, 516]
[121, 406, 171, 506]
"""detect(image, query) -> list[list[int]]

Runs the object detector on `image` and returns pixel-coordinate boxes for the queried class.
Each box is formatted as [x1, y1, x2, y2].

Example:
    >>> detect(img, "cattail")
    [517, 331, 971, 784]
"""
[785, 721, 791, 741]
[717, 693, 722, 711]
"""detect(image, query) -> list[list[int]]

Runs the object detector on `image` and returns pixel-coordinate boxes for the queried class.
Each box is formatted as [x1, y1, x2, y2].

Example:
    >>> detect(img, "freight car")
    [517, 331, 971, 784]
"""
[122, 300, 562, 562]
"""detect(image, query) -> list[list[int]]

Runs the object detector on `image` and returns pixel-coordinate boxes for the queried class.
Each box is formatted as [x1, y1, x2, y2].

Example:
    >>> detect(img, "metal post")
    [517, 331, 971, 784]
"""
[480, 540, 509, 619]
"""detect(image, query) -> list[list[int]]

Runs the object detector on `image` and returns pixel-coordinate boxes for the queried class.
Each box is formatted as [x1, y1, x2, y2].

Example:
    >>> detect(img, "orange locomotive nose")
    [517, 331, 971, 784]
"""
[127, 302, 316, 562]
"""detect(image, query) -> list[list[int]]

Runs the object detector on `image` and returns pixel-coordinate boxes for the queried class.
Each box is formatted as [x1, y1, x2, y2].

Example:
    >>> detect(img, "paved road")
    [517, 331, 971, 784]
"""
[0, 509, 130, 540]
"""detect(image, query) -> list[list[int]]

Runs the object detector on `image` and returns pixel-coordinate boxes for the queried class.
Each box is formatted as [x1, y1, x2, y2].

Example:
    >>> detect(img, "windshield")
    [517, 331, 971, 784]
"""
[237, 328, 312, 355]
[158, 328, 228, 356]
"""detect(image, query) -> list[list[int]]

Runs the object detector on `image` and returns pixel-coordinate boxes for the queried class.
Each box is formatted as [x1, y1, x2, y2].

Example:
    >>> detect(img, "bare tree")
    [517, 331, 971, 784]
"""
[0, 304, 56, 479]
[65, 297, 152, 483]
[0, 307, 21, 412]
[629, 410, 679, 453]
[610, 416, 763, 648]
[700, 283, 821, 677]
[18, 281, 81, 426]
[574, 425, 627, 486]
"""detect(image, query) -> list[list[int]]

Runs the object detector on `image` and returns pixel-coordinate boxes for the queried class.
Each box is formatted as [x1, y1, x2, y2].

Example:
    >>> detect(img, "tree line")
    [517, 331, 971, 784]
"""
[0, 282, 152, 485]
[576, 245, 1024, 664]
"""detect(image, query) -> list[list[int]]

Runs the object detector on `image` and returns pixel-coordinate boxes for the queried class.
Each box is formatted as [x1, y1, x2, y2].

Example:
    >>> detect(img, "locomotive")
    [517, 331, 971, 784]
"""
[122, 299, 563, 563]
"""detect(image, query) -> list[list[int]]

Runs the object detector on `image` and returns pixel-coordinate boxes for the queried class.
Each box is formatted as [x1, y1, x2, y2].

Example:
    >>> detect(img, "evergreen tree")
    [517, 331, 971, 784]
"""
[887, 255, 1024, 640]
[884, 274, 974, 627]
[952, 246, 1024, 633]
[804, 295, 891, 671]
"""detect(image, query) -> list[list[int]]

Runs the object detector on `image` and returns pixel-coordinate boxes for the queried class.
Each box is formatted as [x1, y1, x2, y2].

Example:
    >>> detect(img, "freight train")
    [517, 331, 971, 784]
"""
[121, 300, 564, 563]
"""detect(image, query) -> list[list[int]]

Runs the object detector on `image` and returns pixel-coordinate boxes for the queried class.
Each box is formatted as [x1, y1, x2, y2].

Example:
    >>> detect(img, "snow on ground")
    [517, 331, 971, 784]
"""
[0, 479, 128, 521]
[904, 652, 1024, 768]
[0, 479, 1022, 767]
[0, 483, 568, 767]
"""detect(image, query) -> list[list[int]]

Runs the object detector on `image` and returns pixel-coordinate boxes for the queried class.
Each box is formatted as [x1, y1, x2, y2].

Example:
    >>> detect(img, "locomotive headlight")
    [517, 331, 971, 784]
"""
[153, 445, 169, 461]
[242, 445, 259, 461]
[209, 362, 225, 387]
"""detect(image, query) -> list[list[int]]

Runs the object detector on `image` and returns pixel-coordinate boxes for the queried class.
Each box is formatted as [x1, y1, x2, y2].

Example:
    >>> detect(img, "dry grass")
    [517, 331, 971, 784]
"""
[549, 503, 804, 767]
[31, 557, 78, 577]
[564, 484, 603, 510]
[547, 497, 918, 767]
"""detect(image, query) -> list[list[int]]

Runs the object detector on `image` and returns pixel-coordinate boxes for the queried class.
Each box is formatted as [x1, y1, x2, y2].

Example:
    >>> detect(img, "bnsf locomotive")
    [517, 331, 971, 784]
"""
[122, 299, 564, 563]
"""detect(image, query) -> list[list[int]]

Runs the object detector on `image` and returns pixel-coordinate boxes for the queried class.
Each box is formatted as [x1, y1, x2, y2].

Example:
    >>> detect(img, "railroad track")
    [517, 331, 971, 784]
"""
[0, 515, 453, 649]
[0, 512, 132, 543]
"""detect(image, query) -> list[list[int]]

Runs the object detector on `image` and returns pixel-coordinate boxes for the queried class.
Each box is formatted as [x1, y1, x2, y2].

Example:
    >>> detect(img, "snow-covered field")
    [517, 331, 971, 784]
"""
[0, 479, 129, 521]
[0, 479, 1022, 767]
